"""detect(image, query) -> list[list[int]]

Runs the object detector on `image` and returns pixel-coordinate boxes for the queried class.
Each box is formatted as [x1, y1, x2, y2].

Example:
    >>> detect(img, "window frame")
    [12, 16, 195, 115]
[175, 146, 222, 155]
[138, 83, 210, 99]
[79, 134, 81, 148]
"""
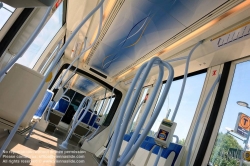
[202, 57, 250, 165]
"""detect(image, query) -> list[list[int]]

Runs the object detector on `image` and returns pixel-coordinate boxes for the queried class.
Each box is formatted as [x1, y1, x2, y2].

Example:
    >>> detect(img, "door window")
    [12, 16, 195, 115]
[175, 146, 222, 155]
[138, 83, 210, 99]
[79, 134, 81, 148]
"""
[209, 60, 250, 166]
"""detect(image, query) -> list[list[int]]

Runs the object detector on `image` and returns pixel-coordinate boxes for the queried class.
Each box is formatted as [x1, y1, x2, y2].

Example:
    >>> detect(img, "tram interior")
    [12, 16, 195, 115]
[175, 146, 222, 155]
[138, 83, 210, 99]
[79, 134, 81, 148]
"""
[0, 0, 250, 166]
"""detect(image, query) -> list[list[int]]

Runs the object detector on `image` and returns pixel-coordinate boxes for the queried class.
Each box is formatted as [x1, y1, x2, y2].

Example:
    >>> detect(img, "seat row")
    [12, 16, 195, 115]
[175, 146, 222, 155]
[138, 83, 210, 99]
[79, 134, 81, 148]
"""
[105, 132, 184, 166]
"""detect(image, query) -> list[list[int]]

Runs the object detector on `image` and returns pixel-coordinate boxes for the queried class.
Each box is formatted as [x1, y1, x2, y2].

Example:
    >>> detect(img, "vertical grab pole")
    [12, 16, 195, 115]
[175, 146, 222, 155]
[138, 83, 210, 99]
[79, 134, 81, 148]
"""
[185, 75, 221, 166]
[126, 101, 145, 134]
[72, 97, 90, 127]
[98, 82, 122, 166]
[119, 61, 174, 166]
[0, 0, 105, 157]
[154, 147, 163, 166]
[80, 88, 108, 143]
[109, 58, 162, 166]
[108, 63, 147, 163]
[119, 59, 164, 161]
[25, 122, 37, 140]
[60, 97, 92, 149]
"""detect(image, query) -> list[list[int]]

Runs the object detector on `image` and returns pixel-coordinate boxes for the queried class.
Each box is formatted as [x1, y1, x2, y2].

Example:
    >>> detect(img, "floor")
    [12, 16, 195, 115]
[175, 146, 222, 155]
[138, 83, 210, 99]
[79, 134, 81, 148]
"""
[0, 129, 101, 166]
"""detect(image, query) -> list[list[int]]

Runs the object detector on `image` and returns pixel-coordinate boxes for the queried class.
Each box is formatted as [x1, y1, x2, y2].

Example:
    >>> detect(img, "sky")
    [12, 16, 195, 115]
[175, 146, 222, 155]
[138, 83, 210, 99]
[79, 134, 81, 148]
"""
[0, 3, 15, 30]
[15, 3, 63, 68]
[215, 60, 250, 148]
[149, 73, 207, 140]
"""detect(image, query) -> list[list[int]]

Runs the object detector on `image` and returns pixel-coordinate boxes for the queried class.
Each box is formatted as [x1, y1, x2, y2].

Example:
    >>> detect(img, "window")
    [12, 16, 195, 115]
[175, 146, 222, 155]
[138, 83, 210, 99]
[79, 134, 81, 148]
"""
[133, 87, 149, 123]
[129, 87, 149, 133]
[0, 2, 15, 30]
[97, 99, 105, 114]
[103, 97, 115, 115]
[16, 2, 63, 68]
[151, 72, 207, 143]
[209, 60, 250, 165]
[38, 42, 61, 73]
[93, 101, 99, 112]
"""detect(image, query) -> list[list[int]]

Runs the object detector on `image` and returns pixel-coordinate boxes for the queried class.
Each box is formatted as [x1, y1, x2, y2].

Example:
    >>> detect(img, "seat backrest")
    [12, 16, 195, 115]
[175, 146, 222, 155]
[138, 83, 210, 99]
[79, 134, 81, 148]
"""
[89, 114, 97, 126]
[0, 64, 49, 129]
[81, 111, 92, 124]
[53, 98, 70, 114]
[123, 134, 131, 142]
[140, 141, 155, 151]
[152, 145, 161, 155]
[34, 90, 54, 118]
[93, 123, 99, 129]
[145, 136, 155, 144]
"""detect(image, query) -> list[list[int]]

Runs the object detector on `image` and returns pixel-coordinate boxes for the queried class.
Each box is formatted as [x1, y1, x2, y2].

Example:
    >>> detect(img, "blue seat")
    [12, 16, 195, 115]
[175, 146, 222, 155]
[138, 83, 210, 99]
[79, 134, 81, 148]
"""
[152, 145, 161, 155]
[145, 136, 155, 143]
[89, 114, 97, 126]
[146, 142, 155, 151]
[34, 90, 53, 118]
[140, 140, 155, 151]
[124, 134, 131, 142]
[93, 123, 99, 129]
[53, 98, 70, 114]
[81, 111, 92, 124]
[77, 109, 86, 120]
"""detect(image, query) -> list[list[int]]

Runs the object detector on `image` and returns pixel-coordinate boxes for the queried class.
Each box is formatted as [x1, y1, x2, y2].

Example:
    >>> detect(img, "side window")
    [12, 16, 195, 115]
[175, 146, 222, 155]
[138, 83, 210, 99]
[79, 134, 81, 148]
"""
[97, 99, 105, 114]
[151, 72, 207, 143]
[103, 97, 115, 116]
[16, 2, 64, 68]
[0, 3, 15, 30]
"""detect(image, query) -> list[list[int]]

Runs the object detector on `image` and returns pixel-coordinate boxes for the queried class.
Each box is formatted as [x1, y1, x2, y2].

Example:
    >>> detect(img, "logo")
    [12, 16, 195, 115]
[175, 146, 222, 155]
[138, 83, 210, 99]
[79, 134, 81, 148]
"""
[159, 133, 166, 140]
[157, 129, 168, 141]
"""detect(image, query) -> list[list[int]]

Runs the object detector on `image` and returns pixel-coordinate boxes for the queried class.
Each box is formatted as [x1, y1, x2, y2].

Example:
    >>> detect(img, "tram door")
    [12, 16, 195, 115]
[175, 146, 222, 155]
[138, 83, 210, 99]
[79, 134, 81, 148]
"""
[204, 58, 250, 166]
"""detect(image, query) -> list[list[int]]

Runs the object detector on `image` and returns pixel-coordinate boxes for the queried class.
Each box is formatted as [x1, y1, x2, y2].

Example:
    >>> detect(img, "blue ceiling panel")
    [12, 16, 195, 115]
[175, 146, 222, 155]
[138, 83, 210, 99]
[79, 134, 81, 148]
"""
[73, 77, 99, 94]
[88, 0, 227, 77]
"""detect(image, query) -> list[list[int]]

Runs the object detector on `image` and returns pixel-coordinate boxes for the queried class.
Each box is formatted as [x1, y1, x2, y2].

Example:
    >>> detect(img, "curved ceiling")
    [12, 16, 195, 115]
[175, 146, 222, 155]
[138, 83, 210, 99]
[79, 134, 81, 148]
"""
[59, 69, 100, 95]
[73, 76, 100, 94]
[86, 0, 228, 77]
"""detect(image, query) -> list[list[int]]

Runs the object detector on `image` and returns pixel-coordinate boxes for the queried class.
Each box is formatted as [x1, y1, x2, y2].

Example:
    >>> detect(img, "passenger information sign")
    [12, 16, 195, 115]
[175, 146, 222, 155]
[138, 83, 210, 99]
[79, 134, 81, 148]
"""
[234, 113, 250, 138]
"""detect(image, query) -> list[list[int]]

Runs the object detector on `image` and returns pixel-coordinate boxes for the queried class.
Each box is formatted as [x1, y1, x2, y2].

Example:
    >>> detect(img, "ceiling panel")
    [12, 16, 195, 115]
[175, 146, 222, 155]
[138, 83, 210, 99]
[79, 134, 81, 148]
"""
[73, 76, 99, 94]
[58, 69, 100, 95]
[88, 0, 228, 77]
